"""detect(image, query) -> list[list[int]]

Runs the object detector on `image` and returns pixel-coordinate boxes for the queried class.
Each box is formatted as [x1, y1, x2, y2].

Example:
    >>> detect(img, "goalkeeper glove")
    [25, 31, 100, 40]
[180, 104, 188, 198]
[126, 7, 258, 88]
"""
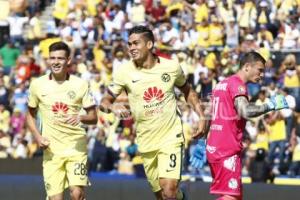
[189, 139, 207, 169]
[267, 94, 289, 111]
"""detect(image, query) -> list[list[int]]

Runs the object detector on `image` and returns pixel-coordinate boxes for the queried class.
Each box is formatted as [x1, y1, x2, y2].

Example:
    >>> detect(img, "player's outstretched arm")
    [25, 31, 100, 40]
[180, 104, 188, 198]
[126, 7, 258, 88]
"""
[178, 82, 208, 138]
[234, 95, 289, 119]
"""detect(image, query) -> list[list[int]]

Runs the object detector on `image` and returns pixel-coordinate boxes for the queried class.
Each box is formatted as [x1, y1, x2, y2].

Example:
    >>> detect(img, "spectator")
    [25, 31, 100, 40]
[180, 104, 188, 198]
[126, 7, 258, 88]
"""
[208, 15, 224, 48]
[265, 112, 287, 175]
[117, 151, 134, 175]
[0, 104, 10, 133]
[6, 12, 28, 46]
[10, 82, 28, 113]
[288, 112, 300, 177]
[90, 128, 108, 172]
[249, 148, 274, 183]
[0, 78, 10, 109]
[282, 54, 300, 100]
[225, 17, 239, 48]
[126, 134, 138, 160]
[0, 129, 11, 158]
[128, 0, 146, 25]
[0, 41, 21, 75]
[280, 88, 296, 140]
[10, 108, 26, 137]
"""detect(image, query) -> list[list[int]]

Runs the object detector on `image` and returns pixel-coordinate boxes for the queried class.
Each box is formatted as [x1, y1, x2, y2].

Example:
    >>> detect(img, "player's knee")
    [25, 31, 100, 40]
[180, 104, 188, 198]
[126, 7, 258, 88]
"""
[160, 183, 177, 199]
[69, 187, 85, 200]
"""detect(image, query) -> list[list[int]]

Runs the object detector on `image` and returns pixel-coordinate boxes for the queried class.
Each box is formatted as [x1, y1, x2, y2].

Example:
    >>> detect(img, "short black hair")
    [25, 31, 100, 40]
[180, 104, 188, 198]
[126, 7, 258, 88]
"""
[128, 25, 155, 44]
[49, 41, 71, 57]
[239, 51, 266, 68]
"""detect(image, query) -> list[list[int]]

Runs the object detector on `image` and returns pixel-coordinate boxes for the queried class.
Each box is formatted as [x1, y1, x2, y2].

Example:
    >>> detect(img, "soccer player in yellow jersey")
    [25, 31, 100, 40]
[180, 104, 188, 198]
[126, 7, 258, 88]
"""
[26, 42, 97, 200]
[100, 26, 207, 200]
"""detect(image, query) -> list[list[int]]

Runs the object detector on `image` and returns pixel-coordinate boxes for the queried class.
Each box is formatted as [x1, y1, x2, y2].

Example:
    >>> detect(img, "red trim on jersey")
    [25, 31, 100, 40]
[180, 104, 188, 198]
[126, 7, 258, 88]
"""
[154, 49, 171, 59]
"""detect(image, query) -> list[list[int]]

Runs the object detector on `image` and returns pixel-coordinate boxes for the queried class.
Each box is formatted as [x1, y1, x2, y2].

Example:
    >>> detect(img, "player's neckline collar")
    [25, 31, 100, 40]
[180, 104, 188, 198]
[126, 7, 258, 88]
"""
[49, 73, 70, 81]
[133, 54, 160, 70]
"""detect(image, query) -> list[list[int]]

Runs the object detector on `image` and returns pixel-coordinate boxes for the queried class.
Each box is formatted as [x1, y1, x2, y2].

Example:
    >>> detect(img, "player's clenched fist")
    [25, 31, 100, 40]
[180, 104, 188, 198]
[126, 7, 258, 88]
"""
[37, 136, 50, 149]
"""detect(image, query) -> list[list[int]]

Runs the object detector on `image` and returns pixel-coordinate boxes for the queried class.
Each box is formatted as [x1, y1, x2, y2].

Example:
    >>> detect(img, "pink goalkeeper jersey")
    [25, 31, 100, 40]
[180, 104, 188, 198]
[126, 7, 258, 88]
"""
[207, 75, 248, 163]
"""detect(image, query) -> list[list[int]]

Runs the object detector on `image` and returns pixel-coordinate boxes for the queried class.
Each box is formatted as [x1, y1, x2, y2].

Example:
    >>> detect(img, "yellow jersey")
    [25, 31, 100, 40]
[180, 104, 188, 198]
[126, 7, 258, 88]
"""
[28, 74, 96, 156]
[109, 57, 185, 153]
[268, 119, 286, 142]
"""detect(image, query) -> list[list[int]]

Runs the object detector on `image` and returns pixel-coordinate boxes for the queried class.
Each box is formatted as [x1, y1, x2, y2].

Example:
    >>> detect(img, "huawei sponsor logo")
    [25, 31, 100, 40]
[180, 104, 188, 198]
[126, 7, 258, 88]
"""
[52, 102, 69, 114]
[143, 87, 164, 103]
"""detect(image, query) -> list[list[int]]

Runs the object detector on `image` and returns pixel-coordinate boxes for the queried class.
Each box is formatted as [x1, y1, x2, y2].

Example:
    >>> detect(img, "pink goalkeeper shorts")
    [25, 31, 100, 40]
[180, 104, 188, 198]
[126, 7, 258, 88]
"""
[208, 154, 243, 198]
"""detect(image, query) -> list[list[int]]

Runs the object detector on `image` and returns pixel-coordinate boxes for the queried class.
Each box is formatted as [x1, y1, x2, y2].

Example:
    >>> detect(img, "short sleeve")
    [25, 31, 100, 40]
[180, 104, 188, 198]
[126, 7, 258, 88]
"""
[82, 82, 96, 108]
[108, 69, 126, 96]
[174, 62, 186, 87]
[228, 78, 248, 100]
[27, 80, 39, 108]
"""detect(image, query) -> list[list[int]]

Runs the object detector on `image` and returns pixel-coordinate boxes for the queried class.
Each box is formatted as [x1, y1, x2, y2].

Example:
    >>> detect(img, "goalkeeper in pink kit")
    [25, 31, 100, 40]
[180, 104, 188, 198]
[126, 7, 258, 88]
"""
[190, 52, 289, 200]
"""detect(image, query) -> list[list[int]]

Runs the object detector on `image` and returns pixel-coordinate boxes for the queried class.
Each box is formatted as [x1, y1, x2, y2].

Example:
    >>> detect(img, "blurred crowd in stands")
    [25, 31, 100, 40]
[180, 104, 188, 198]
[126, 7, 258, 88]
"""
[0, 0, 300, 180]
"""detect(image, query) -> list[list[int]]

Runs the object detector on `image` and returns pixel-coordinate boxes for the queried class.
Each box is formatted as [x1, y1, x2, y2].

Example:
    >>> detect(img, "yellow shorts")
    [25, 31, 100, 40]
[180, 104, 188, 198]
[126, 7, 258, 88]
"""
[141, 143, 183, 192]
[43, 153, 89, 196]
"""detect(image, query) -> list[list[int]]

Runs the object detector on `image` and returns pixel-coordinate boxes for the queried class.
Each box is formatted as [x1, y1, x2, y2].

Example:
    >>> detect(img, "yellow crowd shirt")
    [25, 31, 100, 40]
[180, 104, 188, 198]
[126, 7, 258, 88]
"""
[39, 37, 62, 58]
[254, 132, 269, 151]
[209, 24, 224, 47]
[0, 110, 10, 132]
[28, 74, 96, 156]
[194, 3, 208, 23]
[268, 119, 286, 142]
[284, 73, 300, 88]
[53, 0, 69, 20]
[196, 25, 209, 48]
[109, 57, 185, 153]
[292, 144, 300, 161]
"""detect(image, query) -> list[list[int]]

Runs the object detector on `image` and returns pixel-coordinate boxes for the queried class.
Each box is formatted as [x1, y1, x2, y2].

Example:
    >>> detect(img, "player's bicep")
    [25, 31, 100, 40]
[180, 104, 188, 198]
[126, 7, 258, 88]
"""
[82, 84, 96, 108]
[234, 96, 249, 118]
[27, 106, 38, 118]
[83, 105, 98, 123]
[27, 82, 39, 108]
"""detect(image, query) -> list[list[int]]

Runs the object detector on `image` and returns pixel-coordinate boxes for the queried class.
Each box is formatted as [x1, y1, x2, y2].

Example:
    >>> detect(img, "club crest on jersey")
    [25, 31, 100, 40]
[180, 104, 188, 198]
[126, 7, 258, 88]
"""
[161, 73, 170, 82]
[67, 91, 76, 99]
[238, 86, 246, 94]
[143, 87, 164, 103]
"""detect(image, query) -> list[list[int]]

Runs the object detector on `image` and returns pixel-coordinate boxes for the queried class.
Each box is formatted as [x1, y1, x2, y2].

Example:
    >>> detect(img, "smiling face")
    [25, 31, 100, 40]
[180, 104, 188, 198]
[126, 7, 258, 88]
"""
[127, 33, 153, 63]
[48, 50, 70, 77]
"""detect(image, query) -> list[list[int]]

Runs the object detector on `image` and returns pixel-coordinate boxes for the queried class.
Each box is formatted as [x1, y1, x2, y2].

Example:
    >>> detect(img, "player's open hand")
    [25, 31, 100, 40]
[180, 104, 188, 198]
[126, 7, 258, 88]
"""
[63, 114, 81, 126]
[190, 139, 207, 169]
